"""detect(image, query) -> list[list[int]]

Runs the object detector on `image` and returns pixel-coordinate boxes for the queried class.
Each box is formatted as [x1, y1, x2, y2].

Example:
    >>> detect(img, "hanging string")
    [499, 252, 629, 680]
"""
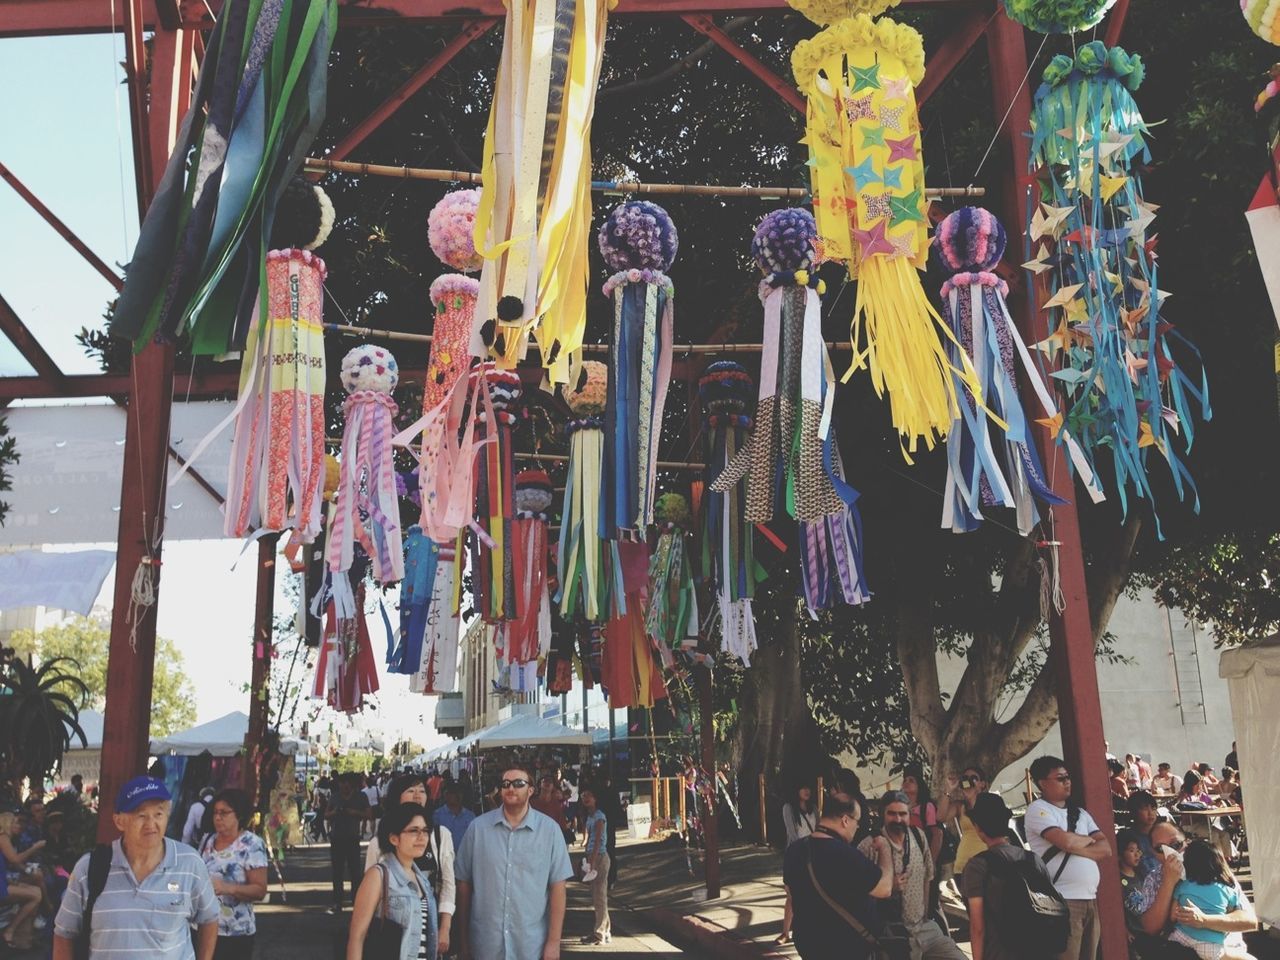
[970, 33, 1050, 182]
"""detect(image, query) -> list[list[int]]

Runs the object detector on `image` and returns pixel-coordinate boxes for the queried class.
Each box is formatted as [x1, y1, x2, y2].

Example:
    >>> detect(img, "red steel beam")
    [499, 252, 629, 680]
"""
[1103, 0, 1130, 47]
[97, 25, 196, 843]
[0, 161, 125, 291]
[986, 11, 1127, 960]
[0, 293, 67, 387]
[325, 20, 495, 164]
[681, 14, 805, 115]
[122, 0, 152, 220]
[0, 370, 238, 400]
[916, 6, 995, 108]
[0, 0, 983, 38]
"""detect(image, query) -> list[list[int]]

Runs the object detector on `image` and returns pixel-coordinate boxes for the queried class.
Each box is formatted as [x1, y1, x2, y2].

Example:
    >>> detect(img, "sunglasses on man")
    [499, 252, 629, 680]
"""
[500, 779, 531, 790]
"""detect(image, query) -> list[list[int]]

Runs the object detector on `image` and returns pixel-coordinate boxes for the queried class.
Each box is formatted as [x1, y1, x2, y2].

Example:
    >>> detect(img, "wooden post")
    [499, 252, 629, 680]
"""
[651, 776, 660, 824]
[986, 11, 1127, 960]
[244, 534, 279, 806]
[1025, 768, 1035, 806]
[97, 25, 194, 842]
[758, 773, 767, 844]
[816, 776, 824, 818]
[678, 775, 687, 832]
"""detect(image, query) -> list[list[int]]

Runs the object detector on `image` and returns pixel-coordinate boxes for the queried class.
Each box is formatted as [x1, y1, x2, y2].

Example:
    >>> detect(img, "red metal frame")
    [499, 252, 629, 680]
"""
[916, 7, 995, 107]
[0, 294, 67, 387]
[681, 14, 806, 115]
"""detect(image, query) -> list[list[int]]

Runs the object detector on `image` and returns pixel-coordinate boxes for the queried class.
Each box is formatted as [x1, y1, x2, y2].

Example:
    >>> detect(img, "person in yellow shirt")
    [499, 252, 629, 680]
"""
[937, 766, 990, 877]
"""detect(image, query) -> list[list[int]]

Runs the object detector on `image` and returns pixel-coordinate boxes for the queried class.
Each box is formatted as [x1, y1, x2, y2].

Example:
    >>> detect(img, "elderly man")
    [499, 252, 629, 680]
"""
[1130, 821, 1256, 958]
[857, 791, 964, 960]
[455, 766, 573, 960]
[52, 776, 218, 960]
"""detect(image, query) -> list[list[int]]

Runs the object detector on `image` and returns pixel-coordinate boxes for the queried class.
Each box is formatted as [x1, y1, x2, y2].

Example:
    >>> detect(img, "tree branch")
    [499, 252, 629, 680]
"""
[1087, 512, 1143, 642]
[598, 17, 756, 100]
[992, 657, 1059, 769]
[896, 582, 946, 759]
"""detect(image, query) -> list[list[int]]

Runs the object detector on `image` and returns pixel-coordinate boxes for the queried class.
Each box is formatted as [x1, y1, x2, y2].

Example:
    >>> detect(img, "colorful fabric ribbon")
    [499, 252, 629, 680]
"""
[471, 367, 522, 624]
[556, 361, 611, 621]
[1027, 42, 1210, 535]
[311, 570, 380, 714]
[645, 494, 699, 662]
[470, 0, 610, 385]
[508, 471, 554, 665]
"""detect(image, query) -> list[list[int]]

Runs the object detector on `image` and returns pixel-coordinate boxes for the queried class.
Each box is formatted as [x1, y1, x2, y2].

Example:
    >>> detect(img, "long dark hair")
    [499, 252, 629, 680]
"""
[1180, 771, 1202, 797]
[1183, 839, 1235, 888]
[902, 764, 933, 809]
[377, 803, 429, 855]
[789, 780, 816, 830]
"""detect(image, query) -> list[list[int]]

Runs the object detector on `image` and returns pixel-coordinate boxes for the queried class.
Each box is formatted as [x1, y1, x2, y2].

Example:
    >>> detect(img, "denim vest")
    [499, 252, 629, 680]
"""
[379, 855, 438, 960]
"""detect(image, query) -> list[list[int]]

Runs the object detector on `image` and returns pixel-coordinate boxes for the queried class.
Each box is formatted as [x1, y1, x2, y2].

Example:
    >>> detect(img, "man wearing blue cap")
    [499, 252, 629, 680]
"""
[52, 776, 219, 960]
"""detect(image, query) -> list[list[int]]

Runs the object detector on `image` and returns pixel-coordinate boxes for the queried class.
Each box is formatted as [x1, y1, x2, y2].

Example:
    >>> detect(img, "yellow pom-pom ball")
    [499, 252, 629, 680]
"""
[794, 269, 810, 286]
[323, 454, 341, 501]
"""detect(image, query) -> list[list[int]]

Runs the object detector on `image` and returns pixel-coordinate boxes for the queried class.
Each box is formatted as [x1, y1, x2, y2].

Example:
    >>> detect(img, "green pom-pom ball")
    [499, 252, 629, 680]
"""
[1002, 0, 1117, 33]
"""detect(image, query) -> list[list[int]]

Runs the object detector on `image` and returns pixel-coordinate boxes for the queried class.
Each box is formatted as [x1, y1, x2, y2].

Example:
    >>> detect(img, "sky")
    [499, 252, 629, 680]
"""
[1, 34, 449, 752]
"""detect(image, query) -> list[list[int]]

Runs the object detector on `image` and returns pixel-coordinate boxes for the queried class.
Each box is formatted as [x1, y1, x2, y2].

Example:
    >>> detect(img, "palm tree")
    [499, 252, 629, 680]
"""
[0, 650, 89, 783]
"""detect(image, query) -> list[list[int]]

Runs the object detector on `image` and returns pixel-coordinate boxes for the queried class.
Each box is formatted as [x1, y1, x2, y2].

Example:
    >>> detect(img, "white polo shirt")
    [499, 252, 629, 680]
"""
[1025, 798, 1102, 900]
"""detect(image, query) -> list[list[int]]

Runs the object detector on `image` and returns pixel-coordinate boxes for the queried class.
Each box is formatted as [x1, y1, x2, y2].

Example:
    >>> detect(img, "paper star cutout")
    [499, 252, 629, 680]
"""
[889, 232, 916, 260]
[1036, 412, 1065, 438]
[885, 134, 917, 164]
[881, 164, 904, 190]
[846, 157, 882, 191]
[850, 61, 881, 92]
[1030, 203, 1075, 242]
[845, 94, 875, 123]
[1126, 207, 1157, 236]
[882, 75, 911, 101]
[853, 218, 895, 258]
[1099, 174, 1128, 202]
[1138, 421, 1157, 448]
[888, 188, 925, 226]
[1063, 298, 1089, 325]
[862, 192, 892, 221]
[1043, 283, 1085, 310]
[1022, 244, 1052, 275]
[861, 125, 887, 149]
[1097, 132, 1135, 161]
[879, 103, 905, 130]
[1124, 349, 1149, 383]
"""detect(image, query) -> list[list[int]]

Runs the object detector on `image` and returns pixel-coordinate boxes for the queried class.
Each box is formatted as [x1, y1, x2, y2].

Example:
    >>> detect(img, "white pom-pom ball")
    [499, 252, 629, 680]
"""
[340, 344, 399, 395]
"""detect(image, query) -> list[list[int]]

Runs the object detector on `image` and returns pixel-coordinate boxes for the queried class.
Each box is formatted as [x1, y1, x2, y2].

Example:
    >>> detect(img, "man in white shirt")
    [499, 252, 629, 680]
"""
[180, 787, 214, 848]
[1025, 756, 1113, 960]
[361, 777, 382, 840]
[1150, 763, 1182, 796]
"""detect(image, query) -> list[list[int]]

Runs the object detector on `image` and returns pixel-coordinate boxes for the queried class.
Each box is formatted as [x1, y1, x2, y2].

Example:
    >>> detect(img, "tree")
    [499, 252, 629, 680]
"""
[0, 651, 88, 782]
[0, 412, 18, 527]
[9, 615, 197, 737]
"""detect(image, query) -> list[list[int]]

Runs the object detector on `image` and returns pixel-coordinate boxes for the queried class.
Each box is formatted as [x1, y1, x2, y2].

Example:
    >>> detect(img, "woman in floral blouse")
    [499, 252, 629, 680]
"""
[199, 788, 269, 959]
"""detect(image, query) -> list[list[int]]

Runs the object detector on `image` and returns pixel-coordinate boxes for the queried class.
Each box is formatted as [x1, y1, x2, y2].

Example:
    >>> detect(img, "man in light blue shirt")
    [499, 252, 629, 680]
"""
[53, 776, 219, 960]
[435, 782, 477, 852]
[455, 765, 573, 960]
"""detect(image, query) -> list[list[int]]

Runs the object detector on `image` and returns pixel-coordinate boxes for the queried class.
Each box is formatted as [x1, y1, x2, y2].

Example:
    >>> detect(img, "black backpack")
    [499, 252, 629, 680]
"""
[73, 843, 114, 960]
[977, 847, 1070, 959]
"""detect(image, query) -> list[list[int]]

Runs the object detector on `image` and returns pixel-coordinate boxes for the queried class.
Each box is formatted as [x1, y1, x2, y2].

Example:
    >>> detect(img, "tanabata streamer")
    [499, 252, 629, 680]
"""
[646, 493, 699, 665]
[224, 181, 333, 542]
[327, 345, 404, 614]
[1027, 43, 1210, 534]
[409, 540, 460, 695]
[714, 209, 870, 612]
[506, 470, 554, 665]
[112, 0, 337, 355]
[312, 564, 380, 714]
[471, 367, 523, 624]
[601, 541, 667, 710]
[1002, 0, 1118, 33]
[790, 0, 976, 456]
[556, 361, 610, 621]
[699, 362, 763, 665]
[471, 0, 610, 385]
[1244, 0, 1280, 44]
[936, 207, 1103, 536]
[599, 201, 678, 538]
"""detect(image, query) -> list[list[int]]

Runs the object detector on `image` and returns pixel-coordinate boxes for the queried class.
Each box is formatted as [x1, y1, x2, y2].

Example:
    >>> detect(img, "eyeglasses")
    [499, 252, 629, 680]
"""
[211, 808, 236, 818]
[500, 779, 530, 790]
[1051, 775, 1072, 782]
[398, 827, 429, 837]
[1166, 839, 1186, 851]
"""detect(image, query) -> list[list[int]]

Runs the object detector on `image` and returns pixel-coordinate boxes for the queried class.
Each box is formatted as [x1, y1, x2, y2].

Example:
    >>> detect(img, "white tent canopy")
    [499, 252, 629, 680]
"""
[472, 714, 592, 750]
[150, 711, 308, 757]
[1219, 635, 1280, 926]
[72, 708, 104, 750]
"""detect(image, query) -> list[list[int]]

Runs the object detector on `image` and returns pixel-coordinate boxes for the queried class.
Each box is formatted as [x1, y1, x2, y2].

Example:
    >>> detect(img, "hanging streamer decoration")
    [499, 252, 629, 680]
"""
[471, 367, 523, 624]
[936, 207, 1104, 536]
[111, 0, 338, 355]
[327, 345, 405, 615]
[1027, 43, 1210, 534]
[601, 541, 668, 710]
[470, 0, 611, 385]
[711, 208, 870, 612]
[599, 201, 678, 538]
[646, 493, 699, 664]
[224, 180, 334, 542]
[789, 0, 977, 456]
[311, 560, 380, 714]
[506, 470, 554, 666]
[699, 362, 762, 664]
[556, 361, 610, 622]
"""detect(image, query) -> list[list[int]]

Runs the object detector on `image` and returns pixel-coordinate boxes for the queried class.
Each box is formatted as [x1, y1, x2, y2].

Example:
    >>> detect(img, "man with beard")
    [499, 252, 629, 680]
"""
[858, 791, 964, 960]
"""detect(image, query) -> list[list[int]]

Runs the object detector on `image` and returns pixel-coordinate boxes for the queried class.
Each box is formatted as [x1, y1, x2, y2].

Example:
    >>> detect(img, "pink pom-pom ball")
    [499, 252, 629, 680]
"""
[428, 189, 483, 273]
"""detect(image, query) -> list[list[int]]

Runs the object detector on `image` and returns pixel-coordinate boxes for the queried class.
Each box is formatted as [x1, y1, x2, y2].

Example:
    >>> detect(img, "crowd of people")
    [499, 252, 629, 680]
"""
[778, 744, 1257, 960]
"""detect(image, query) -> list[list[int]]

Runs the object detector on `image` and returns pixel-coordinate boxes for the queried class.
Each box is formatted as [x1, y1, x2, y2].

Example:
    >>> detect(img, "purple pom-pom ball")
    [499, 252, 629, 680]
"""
[935, 206, 1007, 274]
[752, 208, 818, 275]
[597, 201, 679, 272]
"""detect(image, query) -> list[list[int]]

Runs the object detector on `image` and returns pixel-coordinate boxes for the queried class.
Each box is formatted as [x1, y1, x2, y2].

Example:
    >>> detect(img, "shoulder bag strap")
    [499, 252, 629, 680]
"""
[803, 840, 882, 952]
[378, 862, 390, 920]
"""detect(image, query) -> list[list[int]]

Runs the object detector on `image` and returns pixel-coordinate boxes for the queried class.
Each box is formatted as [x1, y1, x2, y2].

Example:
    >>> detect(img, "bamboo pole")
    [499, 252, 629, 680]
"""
[324, 321, 854, 355]
[679, 776, 687, 832]
[303, 157, 986, 201]
[816, 776, 824, 818]
[758, 773, 768, 845]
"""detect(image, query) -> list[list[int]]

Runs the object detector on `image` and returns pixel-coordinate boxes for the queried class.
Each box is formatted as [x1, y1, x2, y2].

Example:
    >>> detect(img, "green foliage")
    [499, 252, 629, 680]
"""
[9, 615, 197, 737]
[0, 652, 88, 781]
[0, 413, 18, 527]
[328, 749, 380, 775]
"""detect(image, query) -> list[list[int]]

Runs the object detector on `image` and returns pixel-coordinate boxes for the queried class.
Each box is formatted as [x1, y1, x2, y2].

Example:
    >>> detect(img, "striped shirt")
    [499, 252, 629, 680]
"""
[54, 837, 219, 958]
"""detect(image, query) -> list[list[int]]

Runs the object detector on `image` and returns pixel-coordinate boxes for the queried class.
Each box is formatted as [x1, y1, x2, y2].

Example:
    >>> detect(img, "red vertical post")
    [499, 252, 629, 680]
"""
[244, 535, 280, 806]
[985, 11, 1127, 960]
[97, 26, 193, 842]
